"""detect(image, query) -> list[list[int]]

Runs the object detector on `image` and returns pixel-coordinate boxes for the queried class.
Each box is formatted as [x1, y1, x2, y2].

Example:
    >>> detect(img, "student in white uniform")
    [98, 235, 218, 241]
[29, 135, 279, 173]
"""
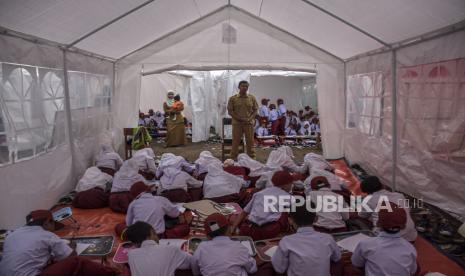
[352, 202, 418, 276]
[230, 171, 294, 240]
[0, 210, 116, 276]
[126, 221, 192, 276]
[271, 203, 341, 276]
[157, 167, 203, 202]
[191, 213, 257, 276]
[285, 124, 297, 136]
[202, 162, 245, 202]
[95, 144, 123, 176]
[194, 151, 222, 179]
[256, 120, 269, 137]
[359, 176, 417, 242]
[269, 104, 280, 135]
[306, 176, 349, 233]
[132, 148, 157, 179]
[258, 98, 270, 120]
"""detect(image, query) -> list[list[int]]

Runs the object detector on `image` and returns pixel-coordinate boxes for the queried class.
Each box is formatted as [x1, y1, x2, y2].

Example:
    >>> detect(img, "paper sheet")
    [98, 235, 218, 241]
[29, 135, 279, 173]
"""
[175, 203, 186, 213]
[76, 243, 91, 255]
[336, 233, 371, 252]
[239, 241, 253, 255]
[264, 246, 278, 258]
[159, 239, 186, 248]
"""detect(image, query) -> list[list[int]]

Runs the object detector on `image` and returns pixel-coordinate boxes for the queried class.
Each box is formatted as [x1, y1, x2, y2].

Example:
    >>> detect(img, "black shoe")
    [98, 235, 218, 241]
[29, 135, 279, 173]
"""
[416, 215, 430, 233]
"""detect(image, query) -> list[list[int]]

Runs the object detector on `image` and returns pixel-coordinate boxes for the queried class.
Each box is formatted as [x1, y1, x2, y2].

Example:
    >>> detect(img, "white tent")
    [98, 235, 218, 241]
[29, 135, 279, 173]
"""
[0, 0, 464, 228]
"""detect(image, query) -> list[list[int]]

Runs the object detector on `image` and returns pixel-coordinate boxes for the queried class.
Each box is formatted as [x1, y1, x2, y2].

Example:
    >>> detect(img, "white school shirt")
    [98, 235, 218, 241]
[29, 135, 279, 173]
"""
[278, 104, 287, 116]
[138, 118, 146, 126]
[191, 236, 257, 276]
[359, 189, 417, 242]
[95, 152, 123, 171]
[271, 227, 341, 276]
[259, 105, 270, 118]
[307, 188, 349, 229]
[351, 232, 417, 276]
[256, 126, 269, 136]
[285, 127, 297, 136]
[128, 240, 192, 276]
[243, 186, 290, 226]
[0, 226, 73, 276]
[269, 109, 279, 121]
[126, 193, 180, 234]
[158, 168, 203, 194]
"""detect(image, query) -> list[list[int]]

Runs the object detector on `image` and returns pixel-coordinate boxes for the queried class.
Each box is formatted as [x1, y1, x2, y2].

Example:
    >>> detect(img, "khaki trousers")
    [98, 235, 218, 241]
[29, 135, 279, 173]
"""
[231, 123, 255, 159]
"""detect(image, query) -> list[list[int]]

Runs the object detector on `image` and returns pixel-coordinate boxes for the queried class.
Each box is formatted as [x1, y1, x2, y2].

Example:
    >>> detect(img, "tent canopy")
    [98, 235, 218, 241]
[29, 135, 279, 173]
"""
[1, 0, 464, 228]
[1, 0, 464, 60]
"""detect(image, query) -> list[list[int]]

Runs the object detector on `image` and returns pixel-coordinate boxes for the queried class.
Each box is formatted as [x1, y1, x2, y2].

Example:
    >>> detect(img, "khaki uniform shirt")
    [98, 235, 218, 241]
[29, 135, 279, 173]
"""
[227, 93, 258, 125]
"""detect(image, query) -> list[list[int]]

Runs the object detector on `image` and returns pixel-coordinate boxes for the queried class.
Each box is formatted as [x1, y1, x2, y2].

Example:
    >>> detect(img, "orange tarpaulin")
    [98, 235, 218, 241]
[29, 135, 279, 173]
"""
[53, 159, 464, 275]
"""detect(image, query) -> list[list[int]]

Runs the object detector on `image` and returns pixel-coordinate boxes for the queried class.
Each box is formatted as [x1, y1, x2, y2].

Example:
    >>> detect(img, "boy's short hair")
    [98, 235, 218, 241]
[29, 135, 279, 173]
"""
[238, 80, 249, 87]
[360, 176, 383, 194]
[290, 202, 316, 227]
[174, 94, 181, 101]
[125, 221, 153, 244]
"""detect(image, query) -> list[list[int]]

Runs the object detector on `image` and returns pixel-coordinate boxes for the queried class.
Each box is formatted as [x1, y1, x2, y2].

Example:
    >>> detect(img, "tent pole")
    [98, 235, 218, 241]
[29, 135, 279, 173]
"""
[345, 20, 465, 62]
[67, 0, 157, 48]
[391, 50, 398, 191]
[62, 49, 77, 184]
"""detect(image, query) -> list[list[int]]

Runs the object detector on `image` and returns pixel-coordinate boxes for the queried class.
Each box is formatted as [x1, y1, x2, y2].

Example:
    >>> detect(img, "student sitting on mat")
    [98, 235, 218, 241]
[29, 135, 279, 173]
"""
[351, 202, 418, 276]
[203, 162, 246, 203]
[306, 176, 349, 233]
[266, 146, 307, 175]
[285, 123, 298, 136]
[95, 144, 123, 176]
[158, 167, 203, 203]
[359, 176, 417, 242]
[156, 153, 194, 178]
[116, 182, 189, 240]
[255, 119, 269, 137]
[110, 159, 147, 213]
[0, 210, 117, 276]
[223, 158, 250, 180]
[191, 213, 257, 276]
[194, 151, 222, 180]
[303, 152, 334, 172]
[132, 148, 157, 180]
[230, 171, 293, 240]
[72, 166, 112, 209]
[271, 202, 341, 276]
[125, 221, 192, 276]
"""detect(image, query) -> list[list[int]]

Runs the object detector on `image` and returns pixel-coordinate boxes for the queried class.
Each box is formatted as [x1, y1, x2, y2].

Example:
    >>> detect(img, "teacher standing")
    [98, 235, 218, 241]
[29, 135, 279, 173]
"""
[227, 80, 258, 159]
[163, 90, 186, 147]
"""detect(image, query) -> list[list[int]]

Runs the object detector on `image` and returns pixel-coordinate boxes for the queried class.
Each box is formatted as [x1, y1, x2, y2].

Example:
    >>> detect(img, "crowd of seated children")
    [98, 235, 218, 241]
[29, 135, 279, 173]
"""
[0, 145, 424, 276]
[254, 99, 321, 147]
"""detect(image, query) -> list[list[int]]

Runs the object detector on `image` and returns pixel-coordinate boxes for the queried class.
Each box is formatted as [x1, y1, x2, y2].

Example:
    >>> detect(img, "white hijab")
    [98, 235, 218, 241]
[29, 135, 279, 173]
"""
[96, 144, 120, 161]
[160, 167, 183, 187]
[266, 146, 296, 170]
[75, 166, 112, 192]
[203, 163, 244, 198]
[158, 153, 185, 171]
[194, 151, 222, 174]
[237, 153, 270, 177]
[112, 159, 144, 192]
[303, 153, 333, 171]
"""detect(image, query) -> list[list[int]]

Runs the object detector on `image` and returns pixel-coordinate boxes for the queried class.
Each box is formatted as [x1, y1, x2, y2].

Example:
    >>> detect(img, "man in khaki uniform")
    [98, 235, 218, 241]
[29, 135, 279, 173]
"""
[227, 80, 258, 159]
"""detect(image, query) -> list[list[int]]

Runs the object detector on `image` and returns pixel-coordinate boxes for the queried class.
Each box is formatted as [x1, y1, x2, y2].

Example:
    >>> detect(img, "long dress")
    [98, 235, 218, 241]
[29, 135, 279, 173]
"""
[163, 102, 186, 147]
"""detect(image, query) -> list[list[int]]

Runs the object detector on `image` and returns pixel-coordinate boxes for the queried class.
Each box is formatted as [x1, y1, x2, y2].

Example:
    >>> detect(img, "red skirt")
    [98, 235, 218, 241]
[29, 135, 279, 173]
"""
[39, 256, 117, 276]
[72, 188, 109, 209]
[161, 189, 192, 203]
[109, 192, 133, 214]
[239, 213, 289, 240]
[271, 120, 280, 135]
